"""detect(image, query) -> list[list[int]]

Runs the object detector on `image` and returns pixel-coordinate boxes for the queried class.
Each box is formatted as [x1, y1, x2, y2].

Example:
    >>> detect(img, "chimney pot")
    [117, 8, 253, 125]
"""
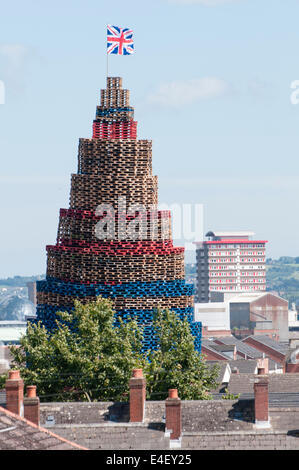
[5, 369, 24, 416]
[26, 386, 36, 398]
[132, 368, 143, 378]
[168, 389, 178, 399]
[9, 370, 20, 380]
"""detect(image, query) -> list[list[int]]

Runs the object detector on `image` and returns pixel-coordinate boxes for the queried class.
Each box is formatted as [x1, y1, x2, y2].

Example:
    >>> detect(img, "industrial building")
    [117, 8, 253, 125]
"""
[195, 292, 289, 342]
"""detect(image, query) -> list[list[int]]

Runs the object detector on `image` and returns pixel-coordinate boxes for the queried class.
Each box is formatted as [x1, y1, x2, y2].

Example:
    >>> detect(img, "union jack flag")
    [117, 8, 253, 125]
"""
[107, 25, 134, 55]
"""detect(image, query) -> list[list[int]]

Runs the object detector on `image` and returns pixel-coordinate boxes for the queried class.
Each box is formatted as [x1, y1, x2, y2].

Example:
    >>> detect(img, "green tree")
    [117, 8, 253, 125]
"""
[1, 300, 219, 403]
[144, 309, 219, 400]
[2, 297, 144, 402]
[221, 388, 240, 400]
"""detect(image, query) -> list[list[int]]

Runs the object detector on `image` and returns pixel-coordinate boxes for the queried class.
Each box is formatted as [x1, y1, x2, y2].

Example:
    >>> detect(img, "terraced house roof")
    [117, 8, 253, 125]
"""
[0, 406, 87, 450]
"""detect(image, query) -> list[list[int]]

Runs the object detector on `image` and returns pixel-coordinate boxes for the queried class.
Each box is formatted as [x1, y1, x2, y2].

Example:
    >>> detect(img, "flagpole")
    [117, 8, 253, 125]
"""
[106, 24, 109, 80]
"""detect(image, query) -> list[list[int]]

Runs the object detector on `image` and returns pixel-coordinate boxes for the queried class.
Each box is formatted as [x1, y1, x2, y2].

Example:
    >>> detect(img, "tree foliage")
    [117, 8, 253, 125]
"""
[1, 299, 219, 402]
[144, 309, 219, 400]
[3, 298, 144, 402]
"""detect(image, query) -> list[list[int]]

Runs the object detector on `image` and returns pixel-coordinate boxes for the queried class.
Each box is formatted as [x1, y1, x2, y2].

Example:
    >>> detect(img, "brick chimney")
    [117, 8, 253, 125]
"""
[286, 363, 299, 373]
[257, 356, 269, 374]
[165, 389, 182, 445]
[254, 375, 270, 428]
[5, 370, 24, 417]
[129, 369, 146, 422]
[24, 385, 40, 426]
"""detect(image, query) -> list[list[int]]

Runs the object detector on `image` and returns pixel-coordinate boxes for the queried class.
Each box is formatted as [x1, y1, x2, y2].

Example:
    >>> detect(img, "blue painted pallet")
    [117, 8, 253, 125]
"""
[32, 303, 201, 353]
[36, 278, 194, 298]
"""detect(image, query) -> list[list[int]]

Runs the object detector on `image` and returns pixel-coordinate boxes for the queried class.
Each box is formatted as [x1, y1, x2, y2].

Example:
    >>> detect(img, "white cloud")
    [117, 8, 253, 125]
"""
[0, 44, 28, 71]
[147, 77, 230, 107]
[0, 44, 33, 95]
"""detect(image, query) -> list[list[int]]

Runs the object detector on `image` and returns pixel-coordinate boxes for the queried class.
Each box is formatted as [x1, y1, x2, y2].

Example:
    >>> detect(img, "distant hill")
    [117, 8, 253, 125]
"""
[0, 275, 45, 288]
[266, 257, 299, 306]
[185, 258, 299, 307]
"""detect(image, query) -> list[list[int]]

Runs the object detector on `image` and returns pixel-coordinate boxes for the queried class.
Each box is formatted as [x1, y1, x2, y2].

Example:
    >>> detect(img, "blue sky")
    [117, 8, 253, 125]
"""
[1, 0, 299, 276]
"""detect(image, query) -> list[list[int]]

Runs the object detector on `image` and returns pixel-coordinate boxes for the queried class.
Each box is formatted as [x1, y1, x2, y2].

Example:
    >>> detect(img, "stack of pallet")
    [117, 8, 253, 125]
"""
[34, 77, 202, 352]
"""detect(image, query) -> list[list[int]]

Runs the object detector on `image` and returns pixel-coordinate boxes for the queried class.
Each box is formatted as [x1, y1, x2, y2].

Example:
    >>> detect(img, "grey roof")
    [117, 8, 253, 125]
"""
[228, 360, 258, 374]
[210, 344, 235, 353]
[212, 392, 299, 407]
[228, 373, 299, 396]
[266, 393, 299, 407]
[0, 406, 87, 450]
[243, 335, 290, 355]
[201, 340, 229, 359]
[215, 336, 263, 359]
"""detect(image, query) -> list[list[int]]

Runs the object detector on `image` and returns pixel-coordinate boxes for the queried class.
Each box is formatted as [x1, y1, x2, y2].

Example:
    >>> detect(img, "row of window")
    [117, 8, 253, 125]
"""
[210, 272, 237, 277]
[209, 258, 265, 263]
[209, 279, 265, 284]
[208, 251, 265, 256]
[209, 271, 265, 277]
[208, 244, 265, 249]
[208, 265, 265, 270]
[240, 272, 265, 277]
[211, 285, 264, 291]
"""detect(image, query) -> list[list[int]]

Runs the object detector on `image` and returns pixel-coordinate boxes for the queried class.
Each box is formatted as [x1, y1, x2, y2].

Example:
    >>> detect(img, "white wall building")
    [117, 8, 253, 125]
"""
[194, 302, 230, 331]
[0, 321, 27, 345]
[289, 303, 299, 328]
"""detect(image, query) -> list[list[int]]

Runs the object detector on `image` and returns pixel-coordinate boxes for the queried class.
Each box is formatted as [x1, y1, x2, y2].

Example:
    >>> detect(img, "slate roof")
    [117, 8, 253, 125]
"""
[209, 344, 235, 353]
[212, 391, 299, 407]
[242, 335, 289, 355]
[228, 360, 258, 374]
[215, 336, 263, 359]
[201, 340, 229, 360]
[228, 373, 299, 398]
[210, 358, 282, 377]
[0, 406, 87, 450]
